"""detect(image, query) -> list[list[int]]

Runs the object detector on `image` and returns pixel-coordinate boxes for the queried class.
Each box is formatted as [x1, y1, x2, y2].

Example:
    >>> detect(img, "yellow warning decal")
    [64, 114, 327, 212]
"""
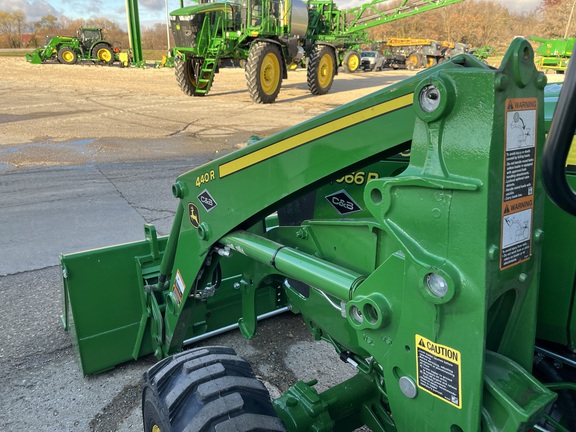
[415, 334, 462, 409]
[218, 93, 413, 178]
[501, 97, 537, 270]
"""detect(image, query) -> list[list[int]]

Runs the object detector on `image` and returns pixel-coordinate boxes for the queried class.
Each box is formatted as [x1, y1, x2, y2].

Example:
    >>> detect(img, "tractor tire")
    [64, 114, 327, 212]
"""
[175, 57, 210, 97]
[342, 50, 360, 73]
[92, 43, 114, 65]
[245, 42, 283, 104]
[57, 47, 78, 65]
[142, 346, 286, 432]
[426, 56, 438, 68]
[407, 52, 420, 70]
[307, 45, 336, 96]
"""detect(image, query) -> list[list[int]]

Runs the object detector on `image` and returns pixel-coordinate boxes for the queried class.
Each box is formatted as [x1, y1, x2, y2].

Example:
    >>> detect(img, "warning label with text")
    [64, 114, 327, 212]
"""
[416, 335, 462, 409]
[501, 98, 537, 269]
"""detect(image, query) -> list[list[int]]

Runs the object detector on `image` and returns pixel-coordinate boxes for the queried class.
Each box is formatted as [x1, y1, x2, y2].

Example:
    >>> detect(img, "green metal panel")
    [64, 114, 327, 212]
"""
[537, 174, 576, 348]
[61, 228, 165, 374]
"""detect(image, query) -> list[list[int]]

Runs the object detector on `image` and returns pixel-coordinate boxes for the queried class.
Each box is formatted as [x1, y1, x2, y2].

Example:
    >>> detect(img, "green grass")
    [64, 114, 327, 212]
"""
[0, 49, 32, 56]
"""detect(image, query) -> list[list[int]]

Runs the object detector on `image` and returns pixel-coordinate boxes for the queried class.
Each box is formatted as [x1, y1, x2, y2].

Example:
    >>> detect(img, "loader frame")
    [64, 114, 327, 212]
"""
[61, 38, 576, 431]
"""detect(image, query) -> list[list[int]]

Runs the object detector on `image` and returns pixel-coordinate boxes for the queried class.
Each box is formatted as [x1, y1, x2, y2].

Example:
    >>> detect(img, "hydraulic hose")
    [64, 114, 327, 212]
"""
[542, 53, 576, 216]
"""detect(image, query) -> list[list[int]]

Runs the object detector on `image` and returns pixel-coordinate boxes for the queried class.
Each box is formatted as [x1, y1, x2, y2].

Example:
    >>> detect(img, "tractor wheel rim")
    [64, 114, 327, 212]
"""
[152, 425, 160, 432]
[98, 49, 111, 62]
[348, 55, 359, 71]
[260, 53, 280, 95]
[63, 51, 74, 63]
[318, 53, 333, 88]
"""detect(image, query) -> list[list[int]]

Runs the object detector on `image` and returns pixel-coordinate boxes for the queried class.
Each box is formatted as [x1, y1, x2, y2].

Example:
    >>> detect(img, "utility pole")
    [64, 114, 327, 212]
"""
[565, 0, 576, 39]
[165, 0, 171, 52]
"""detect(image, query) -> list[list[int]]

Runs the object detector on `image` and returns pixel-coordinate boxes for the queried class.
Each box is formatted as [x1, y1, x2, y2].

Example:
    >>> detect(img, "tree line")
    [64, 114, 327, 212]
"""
[368, 0, 576, 49]
[0, 0, 574, 51]
[0, 12, 172, 51]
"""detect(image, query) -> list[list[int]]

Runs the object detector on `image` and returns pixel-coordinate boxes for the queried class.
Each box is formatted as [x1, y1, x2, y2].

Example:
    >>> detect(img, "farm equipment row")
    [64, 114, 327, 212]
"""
[25, 27, 130, 66]
[60, 38, 576, 431]
[168, 0, 464, 103]
[371, 38, 471, 70]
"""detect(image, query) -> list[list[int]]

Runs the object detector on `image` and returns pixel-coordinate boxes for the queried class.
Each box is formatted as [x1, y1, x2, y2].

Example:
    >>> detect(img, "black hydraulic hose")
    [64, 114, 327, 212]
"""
[542, 55, 576, 216]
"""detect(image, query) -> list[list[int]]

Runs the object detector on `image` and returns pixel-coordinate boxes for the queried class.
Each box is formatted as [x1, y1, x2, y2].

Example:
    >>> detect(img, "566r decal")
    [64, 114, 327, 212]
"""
[336, 171, 378, 185]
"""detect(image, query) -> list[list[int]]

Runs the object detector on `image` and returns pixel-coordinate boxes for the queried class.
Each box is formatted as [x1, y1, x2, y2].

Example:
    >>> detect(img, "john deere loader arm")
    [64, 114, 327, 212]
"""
[62, 39, 568, 430]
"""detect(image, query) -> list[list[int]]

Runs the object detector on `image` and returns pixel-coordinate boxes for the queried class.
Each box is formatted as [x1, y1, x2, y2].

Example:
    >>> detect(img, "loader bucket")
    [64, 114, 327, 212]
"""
[25, 50, 44, 64]
[60, 226, 167, 375]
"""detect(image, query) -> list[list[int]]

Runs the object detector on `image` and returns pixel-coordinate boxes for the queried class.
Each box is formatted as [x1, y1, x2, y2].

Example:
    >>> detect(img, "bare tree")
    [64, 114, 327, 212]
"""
[0, 11, 27, 48]
[536, 0, 576, 38]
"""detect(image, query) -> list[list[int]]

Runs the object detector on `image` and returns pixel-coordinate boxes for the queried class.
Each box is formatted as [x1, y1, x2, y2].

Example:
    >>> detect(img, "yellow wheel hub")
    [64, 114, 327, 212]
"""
[260, 53, 280, 96]
[317, 53, 333, 89]
[98, 49, 112, 62]
[62, 51, 74, 63]
[152, 425, 161, 432]
[348, 55, 359, 71]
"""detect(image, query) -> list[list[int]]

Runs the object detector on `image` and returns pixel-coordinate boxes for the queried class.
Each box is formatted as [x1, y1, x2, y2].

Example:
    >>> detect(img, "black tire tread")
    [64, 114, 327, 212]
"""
[307, 45, 335, 96]
[142, 346, 285, 432]
[174, 57, 196, 97]
[245, 42, 282, 104]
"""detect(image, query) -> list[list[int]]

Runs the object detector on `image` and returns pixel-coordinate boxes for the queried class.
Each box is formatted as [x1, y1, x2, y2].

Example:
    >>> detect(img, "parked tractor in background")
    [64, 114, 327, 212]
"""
[374, 38, 469, 70]
[60, 38, 576, 431]
[25, 27, 120, 65]
[469, 44, 495, 64]
[530, 36, 574, 73]
[168, 0, 464, 103]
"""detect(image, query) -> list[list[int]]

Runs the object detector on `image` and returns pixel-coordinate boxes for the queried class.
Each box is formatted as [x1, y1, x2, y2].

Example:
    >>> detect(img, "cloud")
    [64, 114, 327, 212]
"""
[500, 0, 541, 14]
[1, 0, 59, 21]
[138, 0, 165, 12]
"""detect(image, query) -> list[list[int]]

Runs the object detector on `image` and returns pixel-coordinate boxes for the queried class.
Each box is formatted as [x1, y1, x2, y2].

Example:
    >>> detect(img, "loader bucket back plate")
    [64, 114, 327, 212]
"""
[61, 233, 167, 375]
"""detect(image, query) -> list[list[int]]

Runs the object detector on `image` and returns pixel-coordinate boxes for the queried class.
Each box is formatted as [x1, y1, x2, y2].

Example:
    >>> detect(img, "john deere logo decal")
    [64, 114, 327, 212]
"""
[188, 203, 200, 228]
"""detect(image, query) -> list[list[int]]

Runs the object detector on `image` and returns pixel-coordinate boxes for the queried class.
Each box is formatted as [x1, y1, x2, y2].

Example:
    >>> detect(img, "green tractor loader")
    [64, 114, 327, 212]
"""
[26, 27, 117, 65]
[168, 0, 464, 103]
[61, 38, 576, 431]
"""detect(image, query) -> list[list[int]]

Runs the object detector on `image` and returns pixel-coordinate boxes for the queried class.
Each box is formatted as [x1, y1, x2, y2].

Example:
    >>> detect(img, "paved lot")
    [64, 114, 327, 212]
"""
[0, 57, 418, 431]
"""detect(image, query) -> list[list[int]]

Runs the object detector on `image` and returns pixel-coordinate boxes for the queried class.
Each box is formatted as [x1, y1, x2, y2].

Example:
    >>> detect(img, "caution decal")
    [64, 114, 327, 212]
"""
[501, 98, 537, 269]
[416, 334, 462, 409]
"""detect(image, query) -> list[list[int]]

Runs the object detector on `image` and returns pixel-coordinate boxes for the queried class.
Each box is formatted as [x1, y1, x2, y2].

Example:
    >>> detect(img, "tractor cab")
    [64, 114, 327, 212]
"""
[77, 28, 104, 51]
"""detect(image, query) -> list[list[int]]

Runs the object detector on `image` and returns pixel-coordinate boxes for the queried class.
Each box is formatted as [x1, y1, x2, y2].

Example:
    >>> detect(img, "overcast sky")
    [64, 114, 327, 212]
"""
[2, 0, 543, 29]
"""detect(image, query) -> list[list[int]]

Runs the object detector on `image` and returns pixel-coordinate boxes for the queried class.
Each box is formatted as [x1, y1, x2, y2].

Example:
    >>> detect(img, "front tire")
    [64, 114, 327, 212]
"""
[57, 47, 78, 65]
[175, 57, 209, 97]
[342, 50, 360, 73]
[245, 42, 283, 104]
[307, 45, 336, 96]
[142, 346, 286, 432]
